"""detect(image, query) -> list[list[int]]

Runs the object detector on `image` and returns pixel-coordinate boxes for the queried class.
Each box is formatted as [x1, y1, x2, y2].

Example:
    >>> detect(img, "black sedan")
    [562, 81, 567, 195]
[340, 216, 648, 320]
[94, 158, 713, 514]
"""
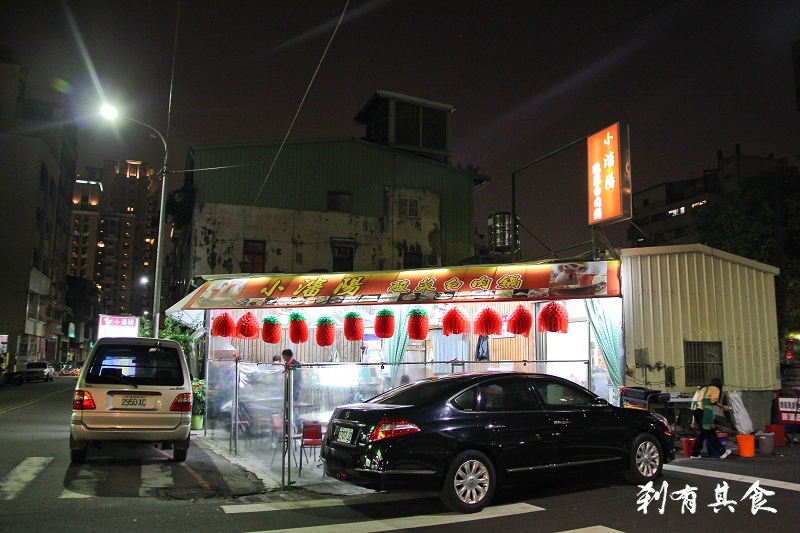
[321, 371, 674, 513]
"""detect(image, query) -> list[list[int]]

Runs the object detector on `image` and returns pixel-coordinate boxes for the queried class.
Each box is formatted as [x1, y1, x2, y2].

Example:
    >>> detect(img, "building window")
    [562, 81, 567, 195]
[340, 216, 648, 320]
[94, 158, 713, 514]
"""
[398, 197, 419, 218]
[327, 191, 351, 213]
[684, 341, 723, 386]
[242, 240, 266, 273]
[403, 251, 423, 269]
[332, 245, 354, 272]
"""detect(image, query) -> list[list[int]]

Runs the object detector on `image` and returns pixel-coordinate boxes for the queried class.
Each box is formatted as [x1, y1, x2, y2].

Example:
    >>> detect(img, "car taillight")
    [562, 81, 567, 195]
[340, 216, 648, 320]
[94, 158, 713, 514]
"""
[73, 390, 96, 410]
[369, 418, 420, 442]
[170, 393, 192, 412]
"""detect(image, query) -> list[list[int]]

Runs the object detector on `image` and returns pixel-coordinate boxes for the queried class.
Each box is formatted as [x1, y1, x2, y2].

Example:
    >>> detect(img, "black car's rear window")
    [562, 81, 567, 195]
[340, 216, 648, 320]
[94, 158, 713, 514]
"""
[371, 376, 466, 406]
[27, 362, 47, 369]
[85, 344, 184, 387]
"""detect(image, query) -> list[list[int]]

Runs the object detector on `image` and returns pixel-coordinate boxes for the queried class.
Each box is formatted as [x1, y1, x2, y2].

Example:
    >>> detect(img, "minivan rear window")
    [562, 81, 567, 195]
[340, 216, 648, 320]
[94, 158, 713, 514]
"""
[85, 344, 184, 387]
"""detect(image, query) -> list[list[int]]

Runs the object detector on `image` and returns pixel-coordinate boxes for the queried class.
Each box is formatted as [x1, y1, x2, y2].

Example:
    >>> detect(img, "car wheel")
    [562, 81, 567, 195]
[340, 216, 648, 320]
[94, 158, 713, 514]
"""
[439, 450, 496, 513]
[624, 433, 663, 484]
[173, 448, 188, 462]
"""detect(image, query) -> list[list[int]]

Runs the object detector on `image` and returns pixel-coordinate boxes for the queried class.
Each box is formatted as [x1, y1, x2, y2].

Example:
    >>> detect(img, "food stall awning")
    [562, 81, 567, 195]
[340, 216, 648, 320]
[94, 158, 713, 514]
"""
[173, 260, 620, 311]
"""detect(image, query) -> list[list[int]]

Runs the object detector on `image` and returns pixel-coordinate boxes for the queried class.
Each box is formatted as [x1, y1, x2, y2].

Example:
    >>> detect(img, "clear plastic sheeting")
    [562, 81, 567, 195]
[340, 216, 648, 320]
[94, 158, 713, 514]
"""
[728, 390, 754, 434]
[202, 358, 592, 489]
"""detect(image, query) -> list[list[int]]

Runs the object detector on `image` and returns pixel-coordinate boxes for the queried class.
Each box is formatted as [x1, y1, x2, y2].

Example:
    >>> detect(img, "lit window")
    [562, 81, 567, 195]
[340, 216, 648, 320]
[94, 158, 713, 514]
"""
[668, 207, 685, 217]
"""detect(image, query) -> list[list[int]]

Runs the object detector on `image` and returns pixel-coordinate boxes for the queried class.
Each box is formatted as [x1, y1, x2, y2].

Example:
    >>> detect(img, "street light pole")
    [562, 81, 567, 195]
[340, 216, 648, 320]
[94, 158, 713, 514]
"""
[100, 104, 168, 338]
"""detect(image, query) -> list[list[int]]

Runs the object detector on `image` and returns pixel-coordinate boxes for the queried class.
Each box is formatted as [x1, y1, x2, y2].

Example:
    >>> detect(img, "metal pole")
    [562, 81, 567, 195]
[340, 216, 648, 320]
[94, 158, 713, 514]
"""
[511, 136, 587, 261]
[120, 117, 168, 338]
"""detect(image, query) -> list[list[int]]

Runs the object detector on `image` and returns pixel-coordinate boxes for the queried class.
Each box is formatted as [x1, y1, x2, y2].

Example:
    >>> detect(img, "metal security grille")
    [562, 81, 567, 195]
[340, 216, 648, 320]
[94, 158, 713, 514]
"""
[684, 341, 723, 386]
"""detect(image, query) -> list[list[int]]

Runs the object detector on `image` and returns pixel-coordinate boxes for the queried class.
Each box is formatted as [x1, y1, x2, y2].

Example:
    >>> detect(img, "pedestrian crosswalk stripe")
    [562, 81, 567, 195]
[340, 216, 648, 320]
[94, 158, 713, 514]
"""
[222, 492, 432, 514]
[558, 526, 624, 533]
[140, 462, 174, 497]
[665, 464, 800, 492]
[243, 502, 544, 533]
[0, 457, 54, 500]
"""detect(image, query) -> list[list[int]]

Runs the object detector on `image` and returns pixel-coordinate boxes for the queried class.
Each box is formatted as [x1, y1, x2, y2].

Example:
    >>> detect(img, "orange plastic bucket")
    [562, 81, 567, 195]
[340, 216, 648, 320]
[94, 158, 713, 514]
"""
[737, 434, 755, 457]
[766, 424, 786, 447]
[681, 437, 696, 457]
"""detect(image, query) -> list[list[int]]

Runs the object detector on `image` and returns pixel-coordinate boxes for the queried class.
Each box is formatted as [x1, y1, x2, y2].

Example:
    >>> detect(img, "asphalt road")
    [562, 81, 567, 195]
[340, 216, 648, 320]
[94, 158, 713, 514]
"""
[2, 376, 799, 533]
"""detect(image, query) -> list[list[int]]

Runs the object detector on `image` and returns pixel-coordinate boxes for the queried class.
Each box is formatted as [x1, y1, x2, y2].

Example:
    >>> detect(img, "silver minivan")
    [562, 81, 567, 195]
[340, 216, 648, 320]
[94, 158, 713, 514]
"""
[70, 337, 193, 463]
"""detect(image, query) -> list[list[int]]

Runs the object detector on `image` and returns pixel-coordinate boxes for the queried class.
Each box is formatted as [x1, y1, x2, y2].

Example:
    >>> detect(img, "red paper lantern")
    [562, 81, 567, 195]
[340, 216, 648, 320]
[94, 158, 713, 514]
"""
[343, 312, 364, 341]
[211, 312, 235, 337]
[374, 309, 395, 339]
[288, 312, 309, 343]
[507, 305, 533, 337]
[261, 316, 281, 344]
[538, 302, 569, 333]
[316, 317, 336, 347]
[442, 307, 470, 336]
[236, 311, 259, 339]
[473, 307, 502, 336]
[407, 309, 429, 340]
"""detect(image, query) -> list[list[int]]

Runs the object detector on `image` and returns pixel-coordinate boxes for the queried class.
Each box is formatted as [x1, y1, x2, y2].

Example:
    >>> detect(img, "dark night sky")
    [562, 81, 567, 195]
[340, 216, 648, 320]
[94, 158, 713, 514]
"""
[3, 1, 800, 259]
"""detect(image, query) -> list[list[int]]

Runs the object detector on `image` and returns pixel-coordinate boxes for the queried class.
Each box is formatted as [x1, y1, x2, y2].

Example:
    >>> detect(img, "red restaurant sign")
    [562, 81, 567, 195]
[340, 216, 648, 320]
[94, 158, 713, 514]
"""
[183, 261, 621, 310]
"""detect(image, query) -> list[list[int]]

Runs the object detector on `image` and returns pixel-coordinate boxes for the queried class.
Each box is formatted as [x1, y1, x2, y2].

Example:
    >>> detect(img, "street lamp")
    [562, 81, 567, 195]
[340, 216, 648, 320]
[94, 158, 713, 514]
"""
[101, 103, 169, 338]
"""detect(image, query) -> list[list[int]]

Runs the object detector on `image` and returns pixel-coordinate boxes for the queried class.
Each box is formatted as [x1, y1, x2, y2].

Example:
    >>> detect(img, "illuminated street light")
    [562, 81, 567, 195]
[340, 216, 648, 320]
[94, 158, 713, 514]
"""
[101, 103, 169, 338]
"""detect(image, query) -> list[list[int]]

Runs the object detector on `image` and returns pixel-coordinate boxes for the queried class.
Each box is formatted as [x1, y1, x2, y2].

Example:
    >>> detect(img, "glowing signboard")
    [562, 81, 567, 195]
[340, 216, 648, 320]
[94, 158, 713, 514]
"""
[97, 314, 140, 339]
[587, 123, 632, 226]
[181, 261, 622, 310]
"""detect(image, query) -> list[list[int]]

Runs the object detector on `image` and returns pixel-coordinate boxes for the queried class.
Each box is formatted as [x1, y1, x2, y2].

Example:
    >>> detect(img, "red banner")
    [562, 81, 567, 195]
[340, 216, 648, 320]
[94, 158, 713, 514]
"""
[182, 260, 621, 310]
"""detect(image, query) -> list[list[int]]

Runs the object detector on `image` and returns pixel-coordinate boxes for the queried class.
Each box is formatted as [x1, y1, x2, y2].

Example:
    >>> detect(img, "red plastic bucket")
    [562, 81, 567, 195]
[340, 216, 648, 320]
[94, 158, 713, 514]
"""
[766, 424, 786, 447]
[681, 437, 696, 457]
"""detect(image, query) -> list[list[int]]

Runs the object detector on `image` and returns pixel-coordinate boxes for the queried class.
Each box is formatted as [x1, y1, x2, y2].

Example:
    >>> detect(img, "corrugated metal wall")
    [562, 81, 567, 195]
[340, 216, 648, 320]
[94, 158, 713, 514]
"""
[621, 245, 780, 393]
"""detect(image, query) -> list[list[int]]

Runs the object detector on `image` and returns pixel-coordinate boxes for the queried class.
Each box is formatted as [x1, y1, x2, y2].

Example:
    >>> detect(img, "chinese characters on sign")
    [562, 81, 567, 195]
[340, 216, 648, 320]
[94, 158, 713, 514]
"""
[187, 261, 622, 309]
[637, 480, 777, 515]
[587, 123, 630, 226]
[97, 314, 140, 339]
[778, 396, 800, 423]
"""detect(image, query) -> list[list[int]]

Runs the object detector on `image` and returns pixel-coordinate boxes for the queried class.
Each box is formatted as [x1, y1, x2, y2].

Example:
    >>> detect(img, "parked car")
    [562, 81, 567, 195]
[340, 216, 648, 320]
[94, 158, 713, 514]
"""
[321, 371, 674, 513]
[24, 361, 55, 382]
[70, 337, 193, 463]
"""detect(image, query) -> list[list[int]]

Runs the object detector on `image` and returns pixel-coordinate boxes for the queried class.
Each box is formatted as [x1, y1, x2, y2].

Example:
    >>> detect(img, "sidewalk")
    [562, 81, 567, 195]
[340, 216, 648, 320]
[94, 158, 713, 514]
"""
[192, 430, 373, 502]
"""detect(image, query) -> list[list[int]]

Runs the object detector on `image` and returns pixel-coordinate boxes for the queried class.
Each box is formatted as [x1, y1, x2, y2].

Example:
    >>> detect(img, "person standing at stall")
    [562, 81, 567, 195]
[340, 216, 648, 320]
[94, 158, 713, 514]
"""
[282, 349, 303, 431]
[690, 377, 733, 459]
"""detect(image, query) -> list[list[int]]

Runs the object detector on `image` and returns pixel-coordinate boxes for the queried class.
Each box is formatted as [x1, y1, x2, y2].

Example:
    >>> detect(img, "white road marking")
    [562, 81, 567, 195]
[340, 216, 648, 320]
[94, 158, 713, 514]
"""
[244, 502, 544, 533]
[664, 464, 800, 492]
[223, 492, 433, 514]
[59, 463, 106, 498]
[0, 457, 54, 500]
[140, 462, 174, 496]
[559, 526, 624, 533]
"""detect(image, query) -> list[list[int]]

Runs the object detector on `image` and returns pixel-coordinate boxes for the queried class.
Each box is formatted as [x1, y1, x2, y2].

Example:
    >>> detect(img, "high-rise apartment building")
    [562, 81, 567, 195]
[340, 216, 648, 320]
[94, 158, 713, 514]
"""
[0, 52, 76, 368]
[69, 159, 161, 318]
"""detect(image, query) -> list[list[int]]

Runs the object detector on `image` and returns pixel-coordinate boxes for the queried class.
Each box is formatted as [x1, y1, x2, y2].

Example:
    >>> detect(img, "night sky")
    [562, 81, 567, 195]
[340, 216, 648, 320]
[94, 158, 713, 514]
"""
[3, 1, 799, 259]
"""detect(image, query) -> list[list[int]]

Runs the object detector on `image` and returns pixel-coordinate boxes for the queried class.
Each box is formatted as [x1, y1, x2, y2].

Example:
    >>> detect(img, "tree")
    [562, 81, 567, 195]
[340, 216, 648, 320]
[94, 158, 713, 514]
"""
[691, 159, 800, 336]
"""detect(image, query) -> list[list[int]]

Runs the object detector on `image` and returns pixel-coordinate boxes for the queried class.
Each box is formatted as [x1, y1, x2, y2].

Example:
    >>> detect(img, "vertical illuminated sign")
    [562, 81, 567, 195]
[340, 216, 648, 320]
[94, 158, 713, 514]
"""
[587, 123, 631, 226]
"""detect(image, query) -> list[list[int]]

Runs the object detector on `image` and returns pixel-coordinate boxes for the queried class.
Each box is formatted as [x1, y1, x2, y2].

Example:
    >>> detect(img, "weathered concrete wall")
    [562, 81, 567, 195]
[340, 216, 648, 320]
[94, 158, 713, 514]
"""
[192, 186, 441, 275]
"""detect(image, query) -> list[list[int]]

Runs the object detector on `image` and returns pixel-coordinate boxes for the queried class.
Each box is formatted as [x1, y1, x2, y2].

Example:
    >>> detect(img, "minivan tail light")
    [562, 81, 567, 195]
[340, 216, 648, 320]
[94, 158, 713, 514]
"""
[170, 393, 192, 412]
[73, 390, 96, 410]
[369, 418, 420, 442]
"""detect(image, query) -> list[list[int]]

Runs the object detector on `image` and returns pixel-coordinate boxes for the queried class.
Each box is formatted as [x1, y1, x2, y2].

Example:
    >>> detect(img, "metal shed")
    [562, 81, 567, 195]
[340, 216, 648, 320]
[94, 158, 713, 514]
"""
[621, 244, 780, 429]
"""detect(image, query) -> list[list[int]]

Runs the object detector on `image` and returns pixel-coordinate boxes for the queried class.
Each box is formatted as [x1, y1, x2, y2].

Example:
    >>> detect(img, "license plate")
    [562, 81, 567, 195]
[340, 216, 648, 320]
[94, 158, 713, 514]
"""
[334, 426, 354, 444]
[117, 396, 151, 409]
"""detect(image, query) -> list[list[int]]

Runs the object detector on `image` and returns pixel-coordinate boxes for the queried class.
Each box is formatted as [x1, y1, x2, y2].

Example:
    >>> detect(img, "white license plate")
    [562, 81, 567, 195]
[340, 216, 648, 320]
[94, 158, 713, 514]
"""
[116, 396, 152, 409]
[335, 426, 354, 444]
